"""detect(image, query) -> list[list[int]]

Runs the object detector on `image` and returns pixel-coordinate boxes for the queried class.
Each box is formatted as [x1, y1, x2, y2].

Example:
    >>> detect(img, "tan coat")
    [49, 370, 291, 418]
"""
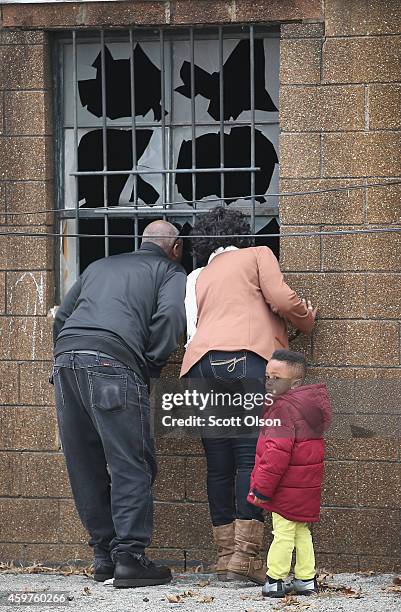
[180, 246, 315, 376]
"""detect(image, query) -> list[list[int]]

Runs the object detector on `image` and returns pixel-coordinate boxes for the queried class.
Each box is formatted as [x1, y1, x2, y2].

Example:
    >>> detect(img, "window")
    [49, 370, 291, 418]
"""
[56, 26, 280, 296]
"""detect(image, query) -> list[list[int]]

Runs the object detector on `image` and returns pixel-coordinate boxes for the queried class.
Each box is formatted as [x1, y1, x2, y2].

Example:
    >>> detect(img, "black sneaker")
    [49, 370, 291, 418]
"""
[262, 575, 287, 598]
[113, 552, 172, 588]
[292, 575, 319, 595]
[93, 560, 114, 582]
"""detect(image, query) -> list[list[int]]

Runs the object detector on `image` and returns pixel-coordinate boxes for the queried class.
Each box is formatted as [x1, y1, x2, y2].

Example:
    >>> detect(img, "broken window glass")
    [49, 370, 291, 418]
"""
[59, 28, 280, 295]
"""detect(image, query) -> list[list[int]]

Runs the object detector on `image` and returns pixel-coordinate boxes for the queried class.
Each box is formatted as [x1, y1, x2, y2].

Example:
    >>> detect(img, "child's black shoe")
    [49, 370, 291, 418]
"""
[287, 575, 319, 595]
[262, 575, 287, 598]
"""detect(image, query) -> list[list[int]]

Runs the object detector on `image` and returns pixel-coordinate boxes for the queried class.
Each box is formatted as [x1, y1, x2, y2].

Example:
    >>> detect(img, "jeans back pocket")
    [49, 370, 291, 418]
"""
[88, 371, 128, 413]
[209, 351, 247, 381]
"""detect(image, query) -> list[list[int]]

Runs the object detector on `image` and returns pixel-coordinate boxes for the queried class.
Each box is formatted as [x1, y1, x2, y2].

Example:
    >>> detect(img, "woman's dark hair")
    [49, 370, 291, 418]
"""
[190, 206, 254, 266]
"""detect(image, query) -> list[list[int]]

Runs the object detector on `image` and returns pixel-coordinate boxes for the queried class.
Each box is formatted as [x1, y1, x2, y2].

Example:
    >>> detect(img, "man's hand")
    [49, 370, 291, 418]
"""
[301, 298, 318, 320]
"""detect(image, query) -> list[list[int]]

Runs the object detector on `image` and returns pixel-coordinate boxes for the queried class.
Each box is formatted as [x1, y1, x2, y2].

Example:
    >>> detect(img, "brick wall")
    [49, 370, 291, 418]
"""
[279, 1, 401, 572]
[0, 27, 63, 565]
[0, 0, 400, 572]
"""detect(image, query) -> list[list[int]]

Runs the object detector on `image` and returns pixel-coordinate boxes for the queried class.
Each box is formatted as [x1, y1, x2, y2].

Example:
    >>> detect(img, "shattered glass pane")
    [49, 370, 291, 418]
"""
[175, 126, 278, 204]
[78, 44, 166, 121]
[61, 30, 280, 285]
[175, 39, 277, 120]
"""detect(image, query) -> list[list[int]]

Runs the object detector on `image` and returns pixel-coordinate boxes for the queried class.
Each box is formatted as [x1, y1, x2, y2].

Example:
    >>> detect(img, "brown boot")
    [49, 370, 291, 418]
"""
[211, 523, 235, 581]
[226, 519, 267, 585]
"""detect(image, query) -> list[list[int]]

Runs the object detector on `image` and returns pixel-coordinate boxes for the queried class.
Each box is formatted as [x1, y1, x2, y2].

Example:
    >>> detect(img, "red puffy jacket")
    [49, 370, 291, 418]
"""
[247, 383, 332, 523]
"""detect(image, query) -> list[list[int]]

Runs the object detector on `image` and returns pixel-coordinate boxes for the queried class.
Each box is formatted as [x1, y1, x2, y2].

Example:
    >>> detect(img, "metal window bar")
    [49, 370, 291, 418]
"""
[250, 24, 256, 234]
[68, 119, 277, 129]
[160, 28, 167, 219]
[100, 29, 109, 257]
[219, 26, 225, 208]
[190, 27, 197, 268]
[168, 36, 175, 210]
[72, 30, 80, 277]
[70, 167, 261, 176]
[61, 206, 277, 219]
[129, 28, 139, 249]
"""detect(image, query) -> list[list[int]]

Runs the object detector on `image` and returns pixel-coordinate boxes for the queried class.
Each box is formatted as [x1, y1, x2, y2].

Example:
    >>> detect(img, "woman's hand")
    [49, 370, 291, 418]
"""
[301, 298, 318, 320]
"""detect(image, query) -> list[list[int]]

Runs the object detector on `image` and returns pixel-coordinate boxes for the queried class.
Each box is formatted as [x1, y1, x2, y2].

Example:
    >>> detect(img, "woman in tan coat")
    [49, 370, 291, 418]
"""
[181, 207, 316, 584]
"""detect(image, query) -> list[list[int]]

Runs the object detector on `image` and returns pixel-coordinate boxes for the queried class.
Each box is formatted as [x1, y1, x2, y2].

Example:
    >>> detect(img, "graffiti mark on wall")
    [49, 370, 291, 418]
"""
[6, 272, 45, 359]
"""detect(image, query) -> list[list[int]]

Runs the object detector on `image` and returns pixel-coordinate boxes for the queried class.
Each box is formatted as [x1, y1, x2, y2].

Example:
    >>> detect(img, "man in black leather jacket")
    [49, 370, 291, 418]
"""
[52, 220, 186, 588]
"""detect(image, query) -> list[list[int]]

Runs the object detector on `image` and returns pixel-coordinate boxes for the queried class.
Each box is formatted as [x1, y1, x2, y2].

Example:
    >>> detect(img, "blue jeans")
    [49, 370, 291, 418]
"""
[186, 350, 266, 526]
[53, 351, 156, 560]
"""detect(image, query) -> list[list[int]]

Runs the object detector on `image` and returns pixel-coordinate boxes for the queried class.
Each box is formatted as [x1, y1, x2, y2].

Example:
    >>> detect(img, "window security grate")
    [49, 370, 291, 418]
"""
[57, 26, 280, 294]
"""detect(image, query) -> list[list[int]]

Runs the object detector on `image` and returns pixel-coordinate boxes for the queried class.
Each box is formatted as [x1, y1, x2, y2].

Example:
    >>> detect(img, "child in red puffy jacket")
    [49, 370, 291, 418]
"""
[247, 349, 332, 598]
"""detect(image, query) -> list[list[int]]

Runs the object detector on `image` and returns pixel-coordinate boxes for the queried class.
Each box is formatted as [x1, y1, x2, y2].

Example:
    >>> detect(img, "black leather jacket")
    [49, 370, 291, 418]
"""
[53, 243, 186, 381]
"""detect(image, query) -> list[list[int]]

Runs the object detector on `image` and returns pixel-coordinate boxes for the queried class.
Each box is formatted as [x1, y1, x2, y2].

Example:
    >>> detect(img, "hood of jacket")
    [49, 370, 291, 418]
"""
[269, 383, 332, 438]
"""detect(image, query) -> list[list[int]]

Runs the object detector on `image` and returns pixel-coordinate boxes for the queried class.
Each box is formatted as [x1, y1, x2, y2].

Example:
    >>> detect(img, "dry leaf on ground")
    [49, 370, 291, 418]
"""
[382, 585, 401, 594]
[319, 582, 363, 598]
[196, 595, 215, 603]
[282, 594, 300, 606]
[337, 586, 362, 599]
[166, 591, 202, 603]
[0, 562, 92, 577]
[317, 570, 334, 582]
[166, 594, 182, 603]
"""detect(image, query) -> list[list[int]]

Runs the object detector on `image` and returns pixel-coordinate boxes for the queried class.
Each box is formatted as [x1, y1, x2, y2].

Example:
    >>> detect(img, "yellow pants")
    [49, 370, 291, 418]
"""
[267, 512, 315, 581]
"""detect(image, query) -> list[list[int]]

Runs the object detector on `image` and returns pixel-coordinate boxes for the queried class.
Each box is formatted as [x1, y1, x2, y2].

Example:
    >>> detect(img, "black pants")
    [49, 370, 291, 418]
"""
[53, 351, 156, 561]
[186, 350, 265, 526]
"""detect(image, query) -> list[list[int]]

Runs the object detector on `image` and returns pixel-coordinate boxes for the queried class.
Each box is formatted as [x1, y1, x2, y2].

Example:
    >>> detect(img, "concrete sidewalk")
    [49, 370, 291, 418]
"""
[0, 569, 400, 611]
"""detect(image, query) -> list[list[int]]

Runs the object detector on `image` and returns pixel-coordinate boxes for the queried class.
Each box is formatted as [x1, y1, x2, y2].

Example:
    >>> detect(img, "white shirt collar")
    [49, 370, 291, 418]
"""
[184, 245, 239, 348]
[207, 245, 239, 264]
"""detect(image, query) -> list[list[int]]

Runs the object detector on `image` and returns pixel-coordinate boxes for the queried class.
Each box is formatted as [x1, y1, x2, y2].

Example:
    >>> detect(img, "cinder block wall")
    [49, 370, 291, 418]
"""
[0, 1, 400, 572]
[279, 1, 401, 573]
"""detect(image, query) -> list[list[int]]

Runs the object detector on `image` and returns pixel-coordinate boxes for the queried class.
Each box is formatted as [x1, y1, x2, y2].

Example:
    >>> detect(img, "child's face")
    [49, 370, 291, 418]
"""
[265, 359, 301, 398]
